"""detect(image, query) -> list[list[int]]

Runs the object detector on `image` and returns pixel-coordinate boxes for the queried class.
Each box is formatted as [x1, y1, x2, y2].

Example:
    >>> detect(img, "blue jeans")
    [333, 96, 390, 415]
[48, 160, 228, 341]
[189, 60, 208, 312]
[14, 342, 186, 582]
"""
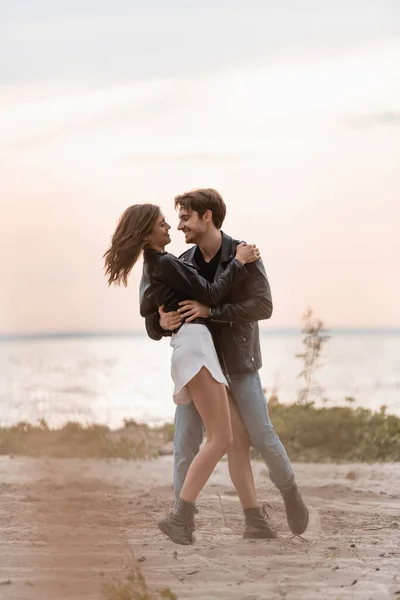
[173, 371, 295, 504]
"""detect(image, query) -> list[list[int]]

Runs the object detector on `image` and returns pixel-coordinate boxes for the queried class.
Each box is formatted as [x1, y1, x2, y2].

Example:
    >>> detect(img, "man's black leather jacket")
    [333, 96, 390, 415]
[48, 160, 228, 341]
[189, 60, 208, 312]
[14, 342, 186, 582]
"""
[140, 248, 249, 326]
[144, 233, 273, 380]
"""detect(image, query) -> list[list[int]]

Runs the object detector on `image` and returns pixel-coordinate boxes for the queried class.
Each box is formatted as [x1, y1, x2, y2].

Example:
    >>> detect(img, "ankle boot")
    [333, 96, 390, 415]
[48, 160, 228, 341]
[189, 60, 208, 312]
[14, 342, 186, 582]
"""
[243, 505, 277, 539]
[280, 483, 309, 535]
[158, 498, 195, 545]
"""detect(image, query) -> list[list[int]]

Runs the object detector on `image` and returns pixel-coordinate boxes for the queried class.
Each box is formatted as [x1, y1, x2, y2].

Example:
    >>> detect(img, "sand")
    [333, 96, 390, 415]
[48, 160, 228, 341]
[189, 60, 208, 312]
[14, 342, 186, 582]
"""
[0, 455, 399, 599]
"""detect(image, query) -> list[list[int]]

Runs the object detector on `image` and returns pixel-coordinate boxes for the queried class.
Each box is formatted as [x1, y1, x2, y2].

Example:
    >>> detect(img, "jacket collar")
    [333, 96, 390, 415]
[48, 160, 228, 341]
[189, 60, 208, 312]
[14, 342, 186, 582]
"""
[143, 248, 166, 260]
[182, 231, 235, 267]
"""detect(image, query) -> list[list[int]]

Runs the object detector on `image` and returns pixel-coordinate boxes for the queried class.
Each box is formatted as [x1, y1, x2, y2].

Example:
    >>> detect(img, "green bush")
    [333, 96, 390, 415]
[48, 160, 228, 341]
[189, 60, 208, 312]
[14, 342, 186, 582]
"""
[0, 420, 170, 459]
[1, 403, 399, 462]
[264, 401, 400, 462]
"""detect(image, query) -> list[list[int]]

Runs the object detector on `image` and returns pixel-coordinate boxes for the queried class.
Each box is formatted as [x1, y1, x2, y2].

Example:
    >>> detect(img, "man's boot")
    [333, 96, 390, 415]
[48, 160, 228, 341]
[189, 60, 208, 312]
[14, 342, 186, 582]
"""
[243, 506, 277, 539]
[281, 483, 309, 535]
[158, 498, 195, 545]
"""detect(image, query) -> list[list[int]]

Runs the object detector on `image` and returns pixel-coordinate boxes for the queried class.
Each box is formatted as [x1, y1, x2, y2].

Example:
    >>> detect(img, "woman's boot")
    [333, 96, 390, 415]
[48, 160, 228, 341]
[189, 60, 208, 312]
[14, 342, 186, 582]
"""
[243, 506, 277, 539]
[158, 498, 195, 545]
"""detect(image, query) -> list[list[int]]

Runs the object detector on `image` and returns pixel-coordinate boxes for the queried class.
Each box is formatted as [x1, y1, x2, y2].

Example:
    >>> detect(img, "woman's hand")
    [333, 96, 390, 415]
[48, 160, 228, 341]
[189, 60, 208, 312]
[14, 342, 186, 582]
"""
[235, 242, 261, 265]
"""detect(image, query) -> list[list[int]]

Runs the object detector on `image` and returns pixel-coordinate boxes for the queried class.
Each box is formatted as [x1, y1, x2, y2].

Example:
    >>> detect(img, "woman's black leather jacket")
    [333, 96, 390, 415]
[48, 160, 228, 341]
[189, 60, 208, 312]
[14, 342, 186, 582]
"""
[139, 248, 249, 327]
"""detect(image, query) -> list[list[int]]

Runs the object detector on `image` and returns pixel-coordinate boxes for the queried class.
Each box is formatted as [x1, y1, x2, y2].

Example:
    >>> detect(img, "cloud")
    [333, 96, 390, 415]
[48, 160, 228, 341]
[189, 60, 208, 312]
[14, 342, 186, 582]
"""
[125, 152, 246, 163]
[1, 0, 397, 85]
[373, 111, 400, 125]
[0, 80, 179, 149]
[345, 111, 400, 129]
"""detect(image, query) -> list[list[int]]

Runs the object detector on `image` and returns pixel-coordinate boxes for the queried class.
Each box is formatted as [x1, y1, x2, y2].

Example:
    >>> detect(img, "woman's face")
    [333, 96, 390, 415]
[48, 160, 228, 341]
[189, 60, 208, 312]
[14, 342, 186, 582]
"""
[146, 212, 171, 250]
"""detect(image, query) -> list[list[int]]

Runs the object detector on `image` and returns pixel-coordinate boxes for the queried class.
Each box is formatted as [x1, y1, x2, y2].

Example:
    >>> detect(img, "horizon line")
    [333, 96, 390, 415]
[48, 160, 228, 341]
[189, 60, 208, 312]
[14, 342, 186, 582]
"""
[1, 327, 400, 342]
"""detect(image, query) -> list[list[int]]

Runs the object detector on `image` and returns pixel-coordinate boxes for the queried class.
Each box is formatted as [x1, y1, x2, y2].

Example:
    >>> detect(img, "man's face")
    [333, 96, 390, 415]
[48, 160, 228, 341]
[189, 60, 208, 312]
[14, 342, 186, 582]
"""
[177, 207, 209, 244]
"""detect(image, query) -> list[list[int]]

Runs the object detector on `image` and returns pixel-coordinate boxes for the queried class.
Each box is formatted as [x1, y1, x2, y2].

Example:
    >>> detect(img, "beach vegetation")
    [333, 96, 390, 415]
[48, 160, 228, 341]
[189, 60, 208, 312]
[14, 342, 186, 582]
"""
[1, 400, 399, 462]
[102, 567, 177, 600]
[296, 307, 330, 404]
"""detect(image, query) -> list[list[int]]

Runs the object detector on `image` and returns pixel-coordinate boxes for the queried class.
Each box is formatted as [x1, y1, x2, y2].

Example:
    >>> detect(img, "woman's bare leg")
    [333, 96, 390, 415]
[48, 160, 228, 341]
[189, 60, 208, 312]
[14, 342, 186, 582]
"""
[158, 367, 232, 544]
[179, 367, 232, 503]
[159, 369, 276, 543]
[227, 395, 258, 509]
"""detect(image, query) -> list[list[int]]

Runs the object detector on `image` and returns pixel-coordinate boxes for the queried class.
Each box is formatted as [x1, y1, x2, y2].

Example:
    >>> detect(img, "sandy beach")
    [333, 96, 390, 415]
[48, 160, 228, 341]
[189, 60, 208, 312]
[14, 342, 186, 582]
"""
[1, 456, 399, 599]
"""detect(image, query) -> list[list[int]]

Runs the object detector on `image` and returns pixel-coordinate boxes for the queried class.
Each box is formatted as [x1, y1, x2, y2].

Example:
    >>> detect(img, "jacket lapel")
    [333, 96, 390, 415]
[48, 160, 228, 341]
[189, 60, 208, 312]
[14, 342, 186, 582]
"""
[215, 232, 235, 278]
[180, 245, 198, 269]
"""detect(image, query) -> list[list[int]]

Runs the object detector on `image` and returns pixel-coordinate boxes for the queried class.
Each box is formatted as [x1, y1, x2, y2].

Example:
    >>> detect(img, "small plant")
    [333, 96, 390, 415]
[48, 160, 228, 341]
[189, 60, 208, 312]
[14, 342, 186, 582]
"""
[102, 570, 149, 600]
[296, 307, 330, 405]
[102, 569, 177, 600]
[159, 590, 177, 600]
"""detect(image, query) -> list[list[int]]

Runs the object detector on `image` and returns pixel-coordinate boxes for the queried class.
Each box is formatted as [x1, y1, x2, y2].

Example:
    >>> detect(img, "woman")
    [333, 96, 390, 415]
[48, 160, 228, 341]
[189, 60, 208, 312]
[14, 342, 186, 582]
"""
[104, 204, 275, 545]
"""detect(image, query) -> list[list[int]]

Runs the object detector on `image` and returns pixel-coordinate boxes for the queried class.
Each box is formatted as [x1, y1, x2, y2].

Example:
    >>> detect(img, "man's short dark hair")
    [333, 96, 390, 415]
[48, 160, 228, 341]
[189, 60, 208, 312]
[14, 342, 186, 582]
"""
[174, 188, 226, 229]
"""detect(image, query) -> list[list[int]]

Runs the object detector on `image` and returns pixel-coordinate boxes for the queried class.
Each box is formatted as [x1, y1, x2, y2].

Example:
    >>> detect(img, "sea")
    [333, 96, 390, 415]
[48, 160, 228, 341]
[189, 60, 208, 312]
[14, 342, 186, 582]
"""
[0, 331, 399, 428]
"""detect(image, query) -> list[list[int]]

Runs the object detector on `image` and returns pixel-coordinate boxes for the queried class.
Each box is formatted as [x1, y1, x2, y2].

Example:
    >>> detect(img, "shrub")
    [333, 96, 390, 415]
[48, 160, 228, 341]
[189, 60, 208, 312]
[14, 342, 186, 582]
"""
[265, 401, 400, 462]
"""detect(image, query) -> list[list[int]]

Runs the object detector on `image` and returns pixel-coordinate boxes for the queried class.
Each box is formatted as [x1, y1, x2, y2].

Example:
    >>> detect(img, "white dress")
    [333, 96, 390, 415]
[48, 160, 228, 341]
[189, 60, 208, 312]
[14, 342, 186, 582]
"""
[170, 323, 228, 405]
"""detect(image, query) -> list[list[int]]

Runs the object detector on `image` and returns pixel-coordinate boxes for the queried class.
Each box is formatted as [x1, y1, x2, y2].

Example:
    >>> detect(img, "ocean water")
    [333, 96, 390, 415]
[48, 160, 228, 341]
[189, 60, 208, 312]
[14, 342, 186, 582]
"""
[0, 332, 399, 428]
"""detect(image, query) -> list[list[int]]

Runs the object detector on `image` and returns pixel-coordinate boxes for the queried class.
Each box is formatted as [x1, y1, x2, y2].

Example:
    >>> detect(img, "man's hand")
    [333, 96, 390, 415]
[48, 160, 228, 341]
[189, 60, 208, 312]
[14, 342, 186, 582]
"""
[177, 300, 211, 323]
[159, 305, 183, 331]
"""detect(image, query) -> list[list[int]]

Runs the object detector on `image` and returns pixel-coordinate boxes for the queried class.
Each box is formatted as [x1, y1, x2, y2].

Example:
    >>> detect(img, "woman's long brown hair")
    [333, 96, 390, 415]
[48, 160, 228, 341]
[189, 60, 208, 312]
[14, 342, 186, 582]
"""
[103, 204, 160, 286]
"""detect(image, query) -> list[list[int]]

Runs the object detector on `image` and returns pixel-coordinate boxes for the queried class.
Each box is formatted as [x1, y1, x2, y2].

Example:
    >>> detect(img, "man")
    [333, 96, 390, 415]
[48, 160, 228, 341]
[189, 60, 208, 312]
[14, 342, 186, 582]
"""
[145, 188, 308, 536]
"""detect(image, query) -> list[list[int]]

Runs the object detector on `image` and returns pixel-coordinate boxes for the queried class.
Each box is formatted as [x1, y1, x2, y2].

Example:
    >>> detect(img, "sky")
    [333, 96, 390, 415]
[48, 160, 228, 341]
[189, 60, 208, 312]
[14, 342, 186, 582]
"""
[1, 0, 399, 334]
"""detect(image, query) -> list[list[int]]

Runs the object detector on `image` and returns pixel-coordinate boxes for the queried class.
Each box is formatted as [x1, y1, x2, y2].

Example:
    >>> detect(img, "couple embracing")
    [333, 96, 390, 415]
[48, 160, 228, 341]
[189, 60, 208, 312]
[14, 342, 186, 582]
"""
[104, 188, 308, 545]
